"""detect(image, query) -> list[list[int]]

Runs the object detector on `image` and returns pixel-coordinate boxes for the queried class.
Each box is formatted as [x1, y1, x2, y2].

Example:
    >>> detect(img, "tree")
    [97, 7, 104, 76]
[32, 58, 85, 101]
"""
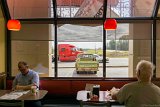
[107, 35, 129, 51]
[118, 35, 129, 51]
[108, 40, 116, 50]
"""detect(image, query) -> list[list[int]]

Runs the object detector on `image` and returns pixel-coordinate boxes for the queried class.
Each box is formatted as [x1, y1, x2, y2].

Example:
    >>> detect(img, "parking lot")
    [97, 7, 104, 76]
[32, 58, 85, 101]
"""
[53, 58, 129, 77]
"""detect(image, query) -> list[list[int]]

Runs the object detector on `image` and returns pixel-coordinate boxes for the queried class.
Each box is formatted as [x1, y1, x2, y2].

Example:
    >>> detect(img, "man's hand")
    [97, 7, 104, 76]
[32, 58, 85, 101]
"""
[110, 87, 119, 95]
[110, 87, 120, 100]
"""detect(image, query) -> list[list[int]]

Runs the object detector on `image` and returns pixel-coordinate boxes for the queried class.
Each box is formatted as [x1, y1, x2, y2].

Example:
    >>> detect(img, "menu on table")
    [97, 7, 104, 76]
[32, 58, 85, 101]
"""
[0, 90, 30, 100]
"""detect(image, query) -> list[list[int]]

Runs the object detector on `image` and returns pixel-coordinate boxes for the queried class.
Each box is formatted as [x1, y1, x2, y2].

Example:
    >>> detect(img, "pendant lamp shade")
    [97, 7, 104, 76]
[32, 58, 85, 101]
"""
[7, 19, 21, 31]
[104, 19, 117, 30]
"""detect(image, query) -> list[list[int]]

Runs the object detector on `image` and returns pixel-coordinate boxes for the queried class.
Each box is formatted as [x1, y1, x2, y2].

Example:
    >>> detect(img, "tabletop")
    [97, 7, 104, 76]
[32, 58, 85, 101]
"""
[77, 90, 115, 102]
[0, 90, 48, 101]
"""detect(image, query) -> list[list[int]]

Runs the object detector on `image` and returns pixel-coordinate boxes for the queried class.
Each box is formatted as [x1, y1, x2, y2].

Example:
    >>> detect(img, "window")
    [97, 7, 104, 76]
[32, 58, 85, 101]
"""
[7, 0, 158, 78]
[7, 0, 54, 19]
[10, 22, 153, 78]
[57, 24, 103, 77]
[61, 48, 66, 52]
[107, 0, 155, 18]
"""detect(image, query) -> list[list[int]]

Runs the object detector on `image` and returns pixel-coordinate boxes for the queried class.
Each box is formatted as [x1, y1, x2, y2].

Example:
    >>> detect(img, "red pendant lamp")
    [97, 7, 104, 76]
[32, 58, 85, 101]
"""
[7, 19, 21, 31]
[104, 19, 117, 30]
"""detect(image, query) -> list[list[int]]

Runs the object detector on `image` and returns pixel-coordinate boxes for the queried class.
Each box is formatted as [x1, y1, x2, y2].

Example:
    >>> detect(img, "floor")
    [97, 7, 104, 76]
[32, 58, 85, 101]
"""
[43, 104, 125, 107]
[42, 97, 125, 107]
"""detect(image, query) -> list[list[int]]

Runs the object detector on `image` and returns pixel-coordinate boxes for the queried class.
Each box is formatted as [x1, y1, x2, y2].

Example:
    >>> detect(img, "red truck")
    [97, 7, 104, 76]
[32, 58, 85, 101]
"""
[58, 44, 83, 62]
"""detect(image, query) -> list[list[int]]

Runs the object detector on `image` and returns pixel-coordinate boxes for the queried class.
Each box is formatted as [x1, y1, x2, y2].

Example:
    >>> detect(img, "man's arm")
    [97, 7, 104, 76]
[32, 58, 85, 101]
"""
[12, 76, 18, 90]
[111, 85, 128, 104]
[31, 72, 39, 88]
[15, 85, 33, 90]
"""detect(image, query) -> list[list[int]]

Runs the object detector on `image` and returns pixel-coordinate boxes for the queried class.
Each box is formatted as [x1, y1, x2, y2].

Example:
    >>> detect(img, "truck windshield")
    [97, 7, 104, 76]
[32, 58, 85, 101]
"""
[71, 47, 78, 51]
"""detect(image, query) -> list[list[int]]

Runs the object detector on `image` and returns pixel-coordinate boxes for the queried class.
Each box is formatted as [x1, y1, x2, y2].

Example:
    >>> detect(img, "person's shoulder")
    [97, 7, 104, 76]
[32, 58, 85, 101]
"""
[125, 81, 137, 86]
[29, 69, 38, 75]
[151, 83, 160, 89]
[122, 81, 138, 89]
[14, 73, 22, 79]
[15, 72, 21, 77]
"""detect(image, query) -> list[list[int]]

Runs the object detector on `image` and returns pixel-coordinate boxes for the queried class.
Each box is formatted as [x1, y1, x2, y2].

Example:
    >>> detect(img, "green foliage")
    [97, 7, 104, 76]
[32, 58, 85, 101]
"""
[85, 49, 128, 58]
[107, 40, 129, 51]
[108, 40, 116, 50]
[78, 38, 129, 58]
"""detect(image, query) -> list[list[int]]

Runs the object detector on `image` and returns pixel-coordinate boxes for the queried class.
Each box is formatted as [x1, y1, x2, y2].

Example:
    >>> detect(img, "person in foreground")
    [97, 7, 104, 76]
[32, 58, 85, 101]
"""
[110, 60, 160, 107]
[12, 61, 41, 107]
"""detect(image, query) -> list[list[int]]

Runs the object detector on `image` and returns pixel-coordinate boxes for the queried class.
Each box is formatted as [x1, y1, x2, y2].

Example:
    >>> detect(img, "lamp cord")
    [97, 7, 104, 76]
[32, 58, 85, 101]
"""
[13, 0, 15, 19]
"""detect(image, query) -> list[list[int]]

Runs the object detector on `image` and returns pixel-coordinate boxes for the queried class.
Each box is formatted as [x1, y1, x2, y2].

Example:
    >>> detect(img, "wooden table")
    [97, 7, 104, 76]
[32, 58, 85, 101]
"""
[0, 90, 48, 107]
[76, 90, 119, 107]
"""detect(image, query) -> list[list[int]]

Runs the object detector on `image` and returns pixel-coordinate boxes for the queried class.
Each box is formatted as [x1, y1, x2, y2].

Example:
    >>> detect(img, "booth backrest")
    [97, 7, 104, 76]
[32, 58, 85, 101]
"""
[7, 78, 160, 97]
[6, 79, 138, 96]
[0, 73, 6, 89]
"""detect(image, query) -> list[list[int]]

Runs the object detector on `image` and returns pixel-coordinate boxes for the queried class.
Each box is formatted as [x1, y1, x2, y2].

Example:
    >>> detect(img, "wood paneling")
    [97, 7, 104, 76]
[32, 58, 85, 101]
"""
[0, 73, 6, 89]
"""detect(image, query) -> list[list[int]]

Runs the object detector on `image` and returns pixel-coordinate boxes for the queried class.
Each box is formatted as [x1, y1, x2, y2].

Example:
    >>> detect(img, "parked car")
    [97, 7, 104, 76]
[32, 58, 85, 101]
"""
[75, 54, 99, 74]
[93, 54, 109, 63]
[52, 56, 55, 62]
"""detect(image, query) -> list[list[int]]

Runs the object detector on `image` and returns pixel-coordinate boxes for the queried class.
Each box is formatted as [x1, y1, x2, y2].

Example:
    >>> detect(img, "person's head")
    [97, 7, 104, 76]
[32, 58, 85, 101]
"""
[18, 61, 29, 75]
[136, 60, 155, 82]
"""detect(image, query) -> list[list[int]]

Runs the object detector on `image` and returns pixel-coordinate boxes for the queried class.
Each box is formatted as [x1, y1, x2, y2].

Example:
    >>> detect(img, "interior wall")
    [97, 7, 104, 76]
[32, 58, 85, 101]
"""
[0, 6, 5, 73]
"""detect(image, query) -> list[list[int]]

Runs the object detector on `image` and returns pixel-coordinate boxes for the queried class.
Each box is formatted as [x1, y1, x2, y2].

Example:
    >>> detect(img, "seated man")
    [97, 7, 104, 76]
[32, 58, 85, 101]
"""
[110, 60, 160, 107]
[12, 61, 41, 107]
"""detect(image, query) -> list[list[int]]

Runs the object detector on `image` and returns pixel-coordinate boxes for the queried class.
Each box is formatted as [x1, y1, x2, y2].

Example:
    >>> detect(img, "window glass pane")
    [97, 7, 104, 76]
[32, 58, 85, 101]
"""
[11, 23, 55, 77]
[57, 0, 104, 18]
[106, 23, 151, 78]
[7, 0, 54, 19]
[107, 0, 156, 18]
[11, 41, 54, 77]
[6, 0, 156, 19]
[11, 24, 54, 41]
[107, 22, 152, 40]
[57, 24, 103, 77]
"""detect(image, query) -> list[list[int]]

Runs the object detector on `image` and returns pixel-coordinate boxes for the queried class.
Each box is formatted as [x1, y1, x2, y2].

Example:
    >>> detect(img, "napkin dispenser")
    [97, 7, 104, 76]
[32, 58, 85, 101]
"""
[92, 85, 100, 97]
